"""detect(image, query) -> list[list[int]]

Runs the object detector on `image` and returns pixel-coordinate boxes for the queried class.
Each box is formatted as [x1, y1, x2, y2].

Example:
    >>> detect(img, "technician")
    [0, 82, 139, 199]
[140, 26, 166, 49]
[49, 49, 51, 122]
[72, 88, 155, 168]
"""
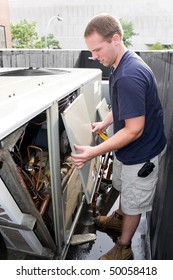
[71, 13, 167, 260]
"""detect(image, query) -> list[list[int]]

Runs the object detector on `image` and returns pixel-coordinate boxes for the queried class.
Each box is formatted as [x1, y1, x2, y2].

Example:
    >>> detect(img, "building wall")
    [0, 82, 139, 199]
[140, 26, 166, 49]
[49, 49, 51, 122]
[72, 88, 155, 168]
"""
[0, 0, 12, 48]
[8, 0, 173, 50]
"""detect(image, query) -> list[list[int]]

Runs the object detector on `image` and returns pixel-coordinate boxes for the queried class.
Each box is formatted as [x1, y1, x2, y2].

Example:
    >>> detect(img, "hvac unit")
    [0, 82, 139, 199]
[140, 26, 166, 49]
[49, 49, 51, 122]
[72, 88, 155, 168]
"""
[0, 67, 102, 259]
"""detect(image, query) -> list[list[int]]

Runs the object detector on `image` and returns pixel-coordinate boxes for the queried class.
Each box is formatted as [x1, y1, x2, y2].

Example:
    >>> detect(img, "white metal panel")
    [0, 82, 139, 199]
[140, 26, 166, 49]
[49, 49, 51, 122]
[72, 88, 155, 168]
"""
[0, 68, 101, 140]
[81, 78, 101, 123]
[61, 94, 100, 203]
[96, 98, 113, 138]
[0, 178, 43, 254]
[0, 178, 24, 225]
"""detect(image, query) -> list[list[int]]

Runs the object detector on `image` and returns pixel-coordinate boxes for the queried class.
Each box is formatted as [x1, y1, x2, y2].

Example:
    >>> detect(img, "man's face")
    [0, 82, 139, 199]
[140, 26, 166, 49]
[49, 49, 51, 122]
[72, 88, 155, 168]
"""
[85, 32, 117, 67]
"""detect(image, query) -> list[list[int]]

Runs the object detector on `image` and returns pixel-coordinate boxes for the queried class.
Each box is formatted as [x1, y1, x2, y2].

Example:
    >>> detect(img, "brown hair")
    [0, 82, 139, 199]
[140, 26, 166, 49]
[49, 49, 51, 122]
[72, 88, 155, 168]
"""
[84, 13, 123, 41]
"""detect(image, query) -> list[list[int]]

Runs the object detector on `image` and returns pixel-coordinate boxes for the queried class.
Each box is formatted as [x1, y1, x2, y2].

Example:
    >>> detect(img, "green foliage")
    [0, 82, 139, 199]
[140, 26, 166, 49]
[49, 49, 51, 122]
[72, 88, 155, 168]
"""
[120, 19, 139, 48]
[149, 42, 165, 50]
[149, 42, 173, 50]
[10, 19, 38, 48]
[35, 34, 60, 49]
[46, 34, 61, 49]
[10, 19, 61, 49]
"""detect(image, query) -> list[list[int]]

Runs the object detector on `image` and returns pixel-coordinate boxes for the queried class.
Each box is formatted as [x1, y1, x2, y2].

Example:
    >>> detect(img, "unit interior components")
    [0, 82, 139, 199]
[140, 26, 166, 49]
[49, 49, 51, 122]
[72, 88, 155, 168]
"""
[11, 112, 53, 222]
[0, 125, 56, 258]
[0, 95, 83, 258]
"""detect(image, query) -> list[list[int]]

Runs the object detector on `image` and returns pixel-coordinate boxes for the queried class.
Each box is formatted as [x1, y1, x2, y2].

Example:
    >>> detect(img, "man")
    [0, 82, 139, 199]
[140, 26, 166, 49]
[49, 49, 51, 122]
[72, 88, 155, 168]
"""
[71, 13, 167, 260]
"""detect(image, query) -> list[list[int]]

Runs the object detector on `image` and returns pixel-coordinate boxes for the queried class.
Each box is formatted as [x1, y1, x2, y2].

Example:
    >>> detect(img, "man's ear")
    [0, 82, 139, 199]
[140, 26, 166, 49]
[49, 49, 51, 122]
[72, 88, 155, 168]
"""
[112, 33, 121, 45]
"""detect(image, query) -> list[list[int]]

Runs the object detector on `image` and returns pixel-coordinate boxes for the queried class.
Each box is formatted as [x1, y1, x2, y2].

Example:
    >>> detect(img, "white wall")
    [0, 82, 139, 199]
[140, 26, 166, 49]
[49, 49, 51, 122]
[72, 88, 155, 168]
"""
[8, 0, 173, 50]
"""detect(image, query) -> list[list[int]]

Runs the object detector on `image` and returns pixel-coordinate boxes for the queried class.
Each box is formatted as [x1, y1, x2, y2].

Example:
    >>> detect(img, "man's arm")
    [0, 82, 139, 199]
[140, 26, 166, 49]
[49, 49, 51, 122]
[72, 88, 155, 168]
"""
[71, 115, 145, 169]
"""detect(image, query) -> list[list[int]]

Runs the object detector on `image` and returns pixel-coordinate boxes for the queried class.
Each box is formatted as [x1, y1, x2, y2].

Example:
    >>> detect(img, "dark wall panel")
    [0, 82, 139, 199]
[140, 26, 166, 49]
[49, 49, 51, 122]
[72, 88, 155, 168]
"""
[140, 51, 173, 259]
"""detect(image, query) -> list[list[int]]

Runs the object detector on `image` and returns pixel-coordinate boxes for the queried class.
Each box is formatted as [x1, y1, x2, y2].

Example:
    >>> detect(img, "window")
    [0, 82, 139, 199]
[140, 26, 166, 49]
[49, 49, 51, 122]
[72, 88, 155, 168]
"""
[0, 25, 7, 48]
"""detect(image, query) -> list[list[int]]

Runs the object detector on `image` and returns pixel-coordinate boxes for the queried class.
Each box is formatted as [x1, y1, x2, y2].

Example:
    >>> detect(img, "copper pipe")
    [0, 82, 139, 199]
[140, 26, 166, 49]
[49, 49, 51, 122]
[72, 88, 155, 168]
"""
[39, 193, 51, 216]
[27, 145, 43, 191]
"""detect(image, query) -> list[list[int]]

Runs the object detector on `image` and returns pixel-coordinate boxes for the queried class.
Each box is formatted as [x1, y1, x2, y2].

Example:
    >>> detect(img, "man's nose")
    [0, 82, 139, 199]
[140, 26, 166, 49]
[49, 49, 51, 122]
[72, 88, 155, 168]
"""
[92, 52, 99, 60]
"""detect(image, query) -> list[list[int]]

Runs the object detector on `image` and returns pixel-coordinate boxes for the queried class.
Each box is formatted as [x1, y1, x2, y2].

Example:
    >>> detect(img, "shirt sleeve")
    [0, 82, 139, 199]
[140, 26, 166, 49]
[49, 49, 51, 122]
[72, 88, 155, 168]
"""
[116, 76, 147, 120]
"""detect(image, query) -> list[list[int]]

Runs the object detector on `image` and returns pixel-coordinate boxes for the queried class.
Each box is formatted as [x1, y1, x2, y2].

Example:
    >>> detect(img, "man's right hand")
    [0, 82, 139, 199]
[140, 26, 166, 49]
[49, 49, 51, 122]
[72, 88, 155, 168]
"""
[91, 121, 107, 134]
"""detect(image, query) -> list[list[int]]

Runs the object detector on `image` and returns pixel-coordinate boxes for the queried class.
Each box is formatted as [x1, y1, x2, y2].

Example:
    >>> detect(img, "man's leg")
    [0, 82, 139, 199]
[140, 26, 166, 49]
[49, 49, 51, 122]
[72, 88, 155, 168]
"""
[99, 213, 141, 260]
[120, 213, 141, 245]
[116, 196, 141, 244]
[98, 153, 161, 259]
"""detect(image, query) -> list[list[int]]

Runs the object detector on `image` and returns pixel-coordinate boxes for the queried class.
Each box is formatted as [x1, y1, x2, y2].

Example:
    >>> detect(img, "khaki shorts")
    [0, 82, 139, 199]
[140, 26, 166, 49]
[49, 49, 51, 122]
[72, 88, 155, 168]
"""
[112, 147, 166, 215]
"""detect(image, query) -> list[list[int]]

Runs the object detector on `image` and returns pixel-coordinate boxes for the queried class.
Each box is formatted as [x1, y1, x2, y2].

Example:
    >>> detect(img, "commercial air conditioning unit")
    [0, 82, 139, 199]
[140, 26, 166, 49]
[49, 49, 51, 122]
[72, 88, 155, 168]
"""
[0, 67, 105, 259]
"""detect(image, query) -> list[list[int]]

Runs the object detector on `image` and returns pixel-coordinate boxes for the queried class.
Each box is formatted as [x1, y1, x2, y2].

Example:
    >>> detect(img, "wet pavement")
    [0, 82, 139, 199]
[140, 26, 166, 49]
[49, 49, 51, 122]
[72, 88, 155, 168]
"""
[66, 185, 151, 260]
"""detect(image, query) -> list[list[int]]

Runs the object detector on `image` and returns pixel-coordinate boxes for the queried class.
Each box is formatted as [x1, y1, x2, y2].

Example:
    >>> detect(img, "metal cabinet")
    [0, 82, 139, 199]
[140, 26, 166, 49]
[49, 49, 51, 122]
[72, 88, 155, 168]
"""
[0, 67, 102, 259]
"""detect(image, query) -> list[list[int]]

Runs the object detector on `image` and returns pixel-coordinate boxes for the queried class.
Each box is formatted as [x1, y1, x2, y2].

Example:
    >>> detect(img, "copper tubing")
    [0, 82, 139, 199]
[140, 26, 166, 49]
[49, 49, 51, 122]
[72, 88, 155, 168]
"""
[27, 145, 43, 191]
[39, 193, 51, 216]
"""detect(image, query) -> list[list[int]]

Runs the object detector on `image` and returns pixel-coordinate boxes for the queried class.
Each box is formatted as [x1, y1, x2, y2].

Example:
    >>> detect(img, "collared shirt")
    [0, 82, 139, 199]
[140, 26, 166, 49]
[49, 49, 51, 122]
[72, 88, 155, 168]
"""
[109, 50, 167, 164]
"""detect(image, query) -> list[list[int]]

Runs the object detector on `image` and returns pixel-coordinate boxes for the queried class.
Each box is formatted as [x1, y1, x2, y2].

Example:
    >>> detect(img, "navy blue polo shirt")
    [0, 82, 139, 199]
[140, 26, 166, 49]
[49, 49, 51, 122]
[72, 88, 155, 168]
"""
[109, 50, 167, 164]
